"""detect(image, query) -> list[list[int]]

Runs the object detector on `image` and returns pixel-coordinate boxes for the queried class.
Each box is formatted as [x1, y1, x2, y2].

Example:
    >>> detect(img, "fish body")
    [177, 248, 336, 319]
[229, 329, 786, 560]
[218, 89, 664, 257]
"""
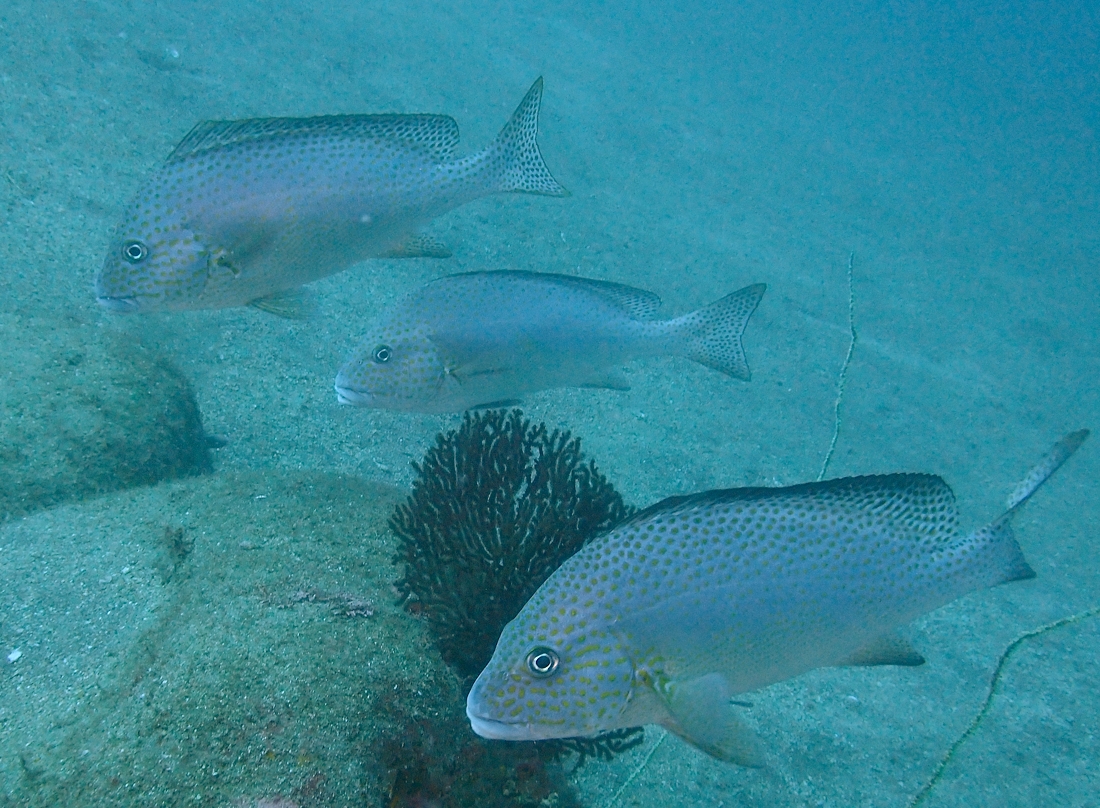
[335, 271, 765, 413]
[95, 79, 566, 314]
[466, 430, 1088, 764]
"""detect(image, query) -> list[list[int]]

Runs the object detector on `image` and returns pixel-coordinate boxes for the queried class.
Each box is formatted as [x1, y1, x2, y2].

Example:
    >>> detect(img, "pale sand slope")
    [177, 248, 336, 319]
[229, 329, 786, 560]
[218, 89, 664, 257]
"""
[0, 0, 1096, 805]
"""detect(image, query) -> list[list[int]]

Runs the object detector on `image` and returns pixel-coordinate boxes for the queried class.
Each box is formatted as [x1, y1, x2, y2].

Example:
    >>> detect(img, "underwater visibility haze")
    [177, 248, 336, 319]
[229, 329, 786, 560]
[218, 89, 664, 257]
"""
[1, 1, 1097, 807]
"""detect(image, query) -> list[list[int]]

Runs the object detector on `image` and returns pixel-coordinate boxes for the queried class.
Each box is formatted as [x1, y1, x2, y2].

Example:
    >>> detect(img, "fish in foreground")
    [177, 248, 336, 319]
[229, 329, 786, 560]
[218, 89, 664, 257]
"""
[467, 429, 1089, 764]
[335, 271, 766, 413]
[95, 79, 567, 316]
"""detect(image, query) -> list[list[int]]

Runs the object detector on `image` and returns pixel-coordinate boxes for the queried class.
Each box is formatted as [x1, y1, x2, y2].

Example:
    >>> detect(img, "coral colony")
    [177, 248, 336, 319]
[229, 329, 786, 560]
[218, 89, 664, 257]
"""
[381, 410, 644, 807]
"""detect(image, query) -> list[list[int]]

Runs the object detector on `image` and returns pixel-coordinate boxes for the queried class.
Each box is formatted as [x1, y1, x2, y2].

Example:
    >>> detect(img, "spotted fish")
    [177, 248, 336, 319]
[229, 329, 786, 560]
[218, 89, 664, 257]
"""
[467, 430, 1089, 764]
[95, 79, 567, 316]
[335, 271, 766, 413]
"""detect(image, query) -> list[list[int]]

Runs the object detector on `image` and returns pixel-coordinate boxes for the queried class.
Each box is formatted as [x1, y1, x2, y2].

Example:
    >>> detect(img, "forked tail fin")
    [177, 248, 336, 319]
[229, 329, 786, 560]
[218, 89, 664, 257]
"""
[491, 77, 569, 197]
[1005, 429, 1089, 512]
[973, 429, 1089, 588]
[676, 283, 766, 380]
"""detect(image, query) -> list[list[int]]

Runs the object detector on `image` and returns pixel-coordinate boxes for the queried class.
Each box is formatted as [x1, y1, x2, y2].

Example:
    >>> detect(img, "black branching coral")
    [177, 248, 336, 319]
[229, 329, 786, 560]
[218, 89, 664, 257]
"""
[385, 410, 642, 803]
[391, 409, 633, 682]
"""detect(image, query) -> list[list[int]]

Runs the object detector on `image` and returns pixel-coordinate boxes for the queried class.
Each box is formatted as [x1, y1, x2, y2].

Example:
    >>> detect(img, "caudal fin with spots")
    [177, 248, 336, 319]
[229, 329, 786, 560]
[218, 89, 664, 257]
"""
[675, 283, 766, 380]
[491, 78, 569, 197]
[971, 429, 1088, 588]
[1005, 429, 1089, 512]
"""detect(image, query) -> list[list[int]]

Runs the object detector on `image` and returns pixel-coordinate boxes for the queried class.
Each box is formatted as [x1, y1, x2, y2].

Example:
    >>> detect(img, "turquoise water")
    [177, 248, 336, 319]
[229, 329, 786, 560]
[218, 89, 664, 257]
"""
[1, 1, 1097, 806]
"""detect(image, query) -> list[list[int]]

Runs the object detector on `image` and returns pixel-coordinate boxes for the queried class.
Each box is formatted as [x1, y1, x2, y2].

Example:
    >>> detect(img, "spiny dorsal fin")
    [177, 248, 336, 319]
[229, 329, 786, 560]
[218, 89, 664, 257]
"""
[167, 113, 461, 164]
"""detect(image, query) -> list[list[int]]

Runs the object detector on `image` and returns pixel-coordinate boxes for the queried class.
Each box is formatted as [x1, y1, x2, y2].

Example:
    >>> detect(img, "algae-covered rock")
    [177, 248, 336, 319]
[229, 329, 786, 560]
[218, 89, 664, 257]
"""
[0, 313, 212, 519]
[0, 469, 462, 808]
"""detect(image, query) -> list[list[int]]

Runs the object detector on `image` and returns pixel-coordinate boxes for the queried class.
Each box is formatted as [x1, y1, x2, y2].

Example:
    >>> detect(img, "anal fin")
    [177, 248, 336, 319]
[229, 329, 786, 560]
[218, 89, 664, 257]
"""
[379, 234, 452, 259]
[468, 399, 523, 411]
[579, 369, 631, 391]
[250, 288, 316, 320]
[836, 633, 925, 667]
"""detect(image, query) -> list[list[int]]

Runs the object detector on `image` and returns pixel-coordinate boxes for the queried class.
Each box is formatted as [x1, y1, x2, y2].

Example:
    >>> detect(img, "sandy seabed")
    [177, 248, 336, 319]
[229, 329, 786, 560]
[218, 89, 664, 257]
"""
[1, 1, 1097, 806]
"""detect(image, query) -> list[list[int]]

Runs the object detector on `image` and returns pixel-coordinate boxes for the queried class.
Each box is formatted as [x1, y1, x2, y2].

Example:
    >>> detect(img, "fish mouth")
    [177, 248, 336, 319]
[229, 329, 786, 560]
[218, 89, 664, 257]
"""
[335, 384, 372, 407]
[96, 295, 141, 313]
[466, 703, 565, 742]
[467, 711, 546, 741]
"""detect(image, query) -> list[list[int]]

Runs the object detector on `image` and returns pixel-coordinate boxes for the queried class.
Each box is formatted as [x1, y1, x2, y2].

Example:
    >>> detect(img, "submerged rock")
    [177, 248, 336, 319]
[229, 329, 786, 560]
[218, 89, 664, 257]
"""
[0, 313, 212, 519]
[0, 470, 462, 808]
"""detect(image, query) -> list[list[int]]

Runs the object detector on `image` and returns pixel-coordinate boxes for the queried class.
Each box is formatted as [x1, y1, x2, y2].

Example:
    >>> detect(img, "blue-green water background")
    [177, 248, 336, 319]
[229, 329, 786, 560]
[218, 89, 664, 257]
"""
[1, 1, 1097, 805]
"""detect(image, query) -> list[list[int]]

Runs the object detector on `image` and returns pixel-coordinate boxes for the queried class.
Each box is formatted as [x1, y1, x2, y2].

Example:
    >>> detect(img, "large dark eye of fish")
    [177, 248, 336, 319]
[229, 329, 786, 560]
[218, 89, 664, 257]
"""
[372, 345, 392, 364]
[525, 647, 560, 678]
[122, 240, 149, 264]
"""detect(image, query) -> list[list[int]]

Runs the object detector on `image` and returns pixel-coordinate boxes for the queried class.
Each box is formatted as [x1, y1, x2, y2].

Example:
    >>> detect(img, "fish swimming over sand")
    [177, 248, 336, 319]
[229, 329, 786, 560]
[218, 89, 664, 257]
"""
[335, 271, 766, 413]
[466, 430, 1089, 765]
[95, 79, 567, 316]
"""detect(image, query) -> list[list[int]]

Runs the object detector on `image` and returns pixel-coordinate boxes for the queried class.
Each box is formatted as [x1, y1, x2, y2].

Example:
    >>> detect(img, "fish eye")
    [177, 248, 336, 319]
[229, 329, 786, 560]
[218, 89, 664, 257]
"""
[372, 345, 392, 364]
[122, 240, 148, 264]
[525, 647, 560, 678]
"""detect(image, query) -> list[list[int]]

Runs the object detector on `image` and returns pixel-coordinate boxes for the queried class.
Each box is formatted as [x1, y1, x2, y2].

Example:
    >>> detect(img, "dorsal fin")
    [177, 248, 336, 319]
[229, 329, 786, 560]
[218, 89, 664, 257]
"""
[167, 113, 461, 164]
[613, 474, 960, 549]
[558, 275, 662, 320]
[451, 271, 662, 320]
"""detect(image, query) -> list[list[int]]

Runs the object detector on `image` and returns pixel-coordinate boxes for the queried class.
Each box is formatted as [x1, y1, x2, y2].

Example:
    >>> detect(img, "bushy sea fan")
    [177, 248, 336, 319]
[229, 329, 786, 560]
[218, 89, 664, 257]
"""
[391, 409, 632, 681]
[388, 409, 644, 784]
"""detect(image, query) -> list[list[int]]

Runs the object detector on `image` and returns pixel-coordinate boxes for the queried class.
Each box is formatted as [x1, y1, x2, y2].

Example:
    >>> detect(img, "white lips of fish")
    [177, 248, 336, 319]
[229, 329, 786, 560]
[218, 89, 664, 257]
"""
[466, 430, 1088, 765]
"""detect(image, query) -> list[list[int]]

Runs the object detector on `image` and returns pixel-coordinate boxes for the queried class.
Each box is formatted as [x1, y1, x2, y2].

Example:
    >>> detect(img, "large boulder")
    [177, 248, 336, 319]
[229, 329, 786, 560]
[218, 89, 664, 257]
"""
[0, 313, 212, 520]
[0, 469, 465, 808]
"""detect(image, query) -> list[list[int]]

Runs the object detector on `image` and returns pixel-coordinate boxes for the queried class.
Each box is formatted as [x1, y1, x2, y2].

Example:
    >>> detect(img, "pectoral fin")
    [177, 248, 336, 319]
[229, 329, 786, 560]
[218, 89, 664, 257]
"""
[658, 673, 763, 766]
[579, 369, 631, 391]
[380, 234, 452, 259]
[250, 288, 316, 320]
[469, 399, 523, 411]
[836, 634, 925, 667]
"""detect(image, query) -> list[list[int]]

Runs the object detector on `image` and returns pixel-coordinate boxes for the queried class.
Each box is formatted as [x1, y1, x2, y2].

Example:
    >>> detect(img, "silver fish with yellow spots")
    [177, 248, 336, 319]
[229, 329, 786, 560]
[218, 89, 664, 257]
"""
[467, 430, 1089, 764]
[95, 79, 567, 316]
[335, 271, 766, 413]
